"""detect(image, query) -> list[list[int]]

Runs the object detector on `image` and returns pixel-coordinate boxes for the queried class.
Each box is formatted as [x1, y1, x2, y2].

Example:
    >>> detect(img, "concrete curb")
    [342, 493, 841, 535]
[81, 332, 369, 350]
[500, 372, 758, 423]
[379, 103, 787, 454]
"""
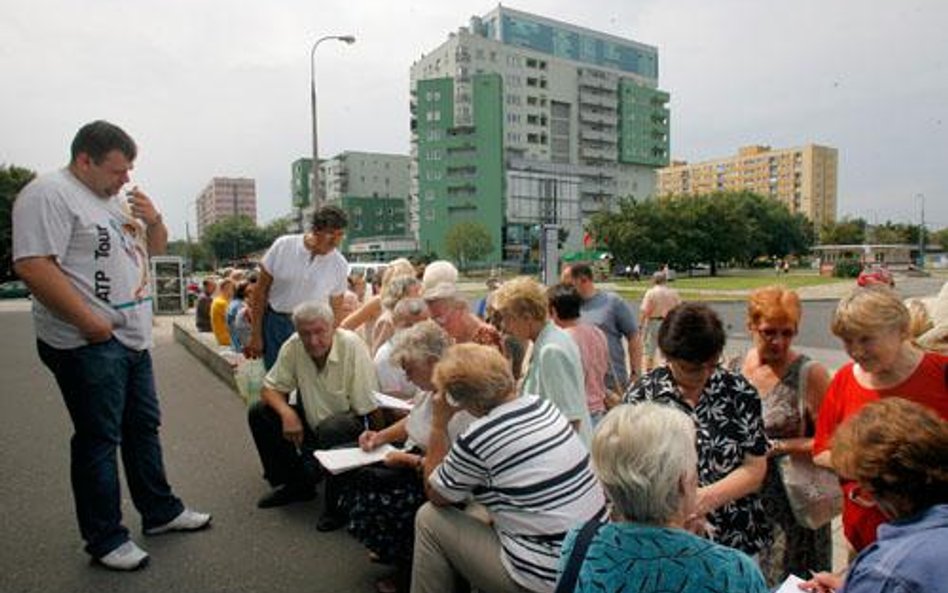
[172, 321, 238, 392]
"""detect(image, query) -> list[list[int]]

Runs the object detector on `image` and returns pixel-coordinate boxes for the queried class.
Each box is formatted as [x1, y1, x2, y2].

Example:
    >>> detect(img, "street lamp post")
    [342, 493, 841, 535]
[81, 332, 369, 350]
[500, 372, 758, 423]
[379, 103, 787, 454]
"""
[917, 193, 926, 269]
[310, 34, 356, 209]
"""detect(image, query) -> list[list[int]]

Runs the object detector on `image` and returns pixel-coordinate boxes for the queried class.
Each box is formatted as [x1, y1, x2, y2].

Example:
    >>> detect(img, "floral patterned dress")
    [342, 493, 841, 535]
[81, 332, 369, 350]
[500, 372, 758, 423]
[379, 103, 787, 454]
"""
[746, 355, 832, 585]
[623, 366, 770, 555]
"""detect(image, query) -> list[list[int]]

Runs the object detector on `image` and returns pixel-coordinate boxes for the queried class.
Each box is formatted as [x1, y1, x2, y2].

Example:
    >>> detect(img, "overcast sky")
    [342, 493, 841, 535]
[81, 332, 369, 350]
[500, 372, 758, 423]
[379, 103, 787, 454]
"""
[2, 0, 945, 239]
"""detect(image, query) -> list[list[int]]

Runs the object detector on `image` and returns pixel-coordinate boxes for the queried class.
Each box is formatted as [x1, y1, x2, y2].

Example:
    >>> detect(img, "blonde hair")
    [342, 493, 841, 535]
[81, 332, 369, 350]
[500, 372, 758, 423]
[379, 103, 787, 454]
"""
[432, 343, 514, 411]
[491, 276, 548, 323]
[747, 286, 801, 329]
[593, 403, 697, 524]
[380, 258, 416, 292]
[905, 299, 934, 338]
[831, 287, 910, 339]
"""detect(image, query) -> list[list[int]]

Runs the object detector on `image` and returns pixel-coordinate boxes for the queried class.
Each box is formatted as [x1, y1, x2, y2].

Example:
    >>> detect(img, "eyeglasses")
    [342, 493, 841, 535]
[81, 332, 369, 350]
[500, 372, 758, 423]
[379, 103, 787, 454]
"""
[757, 327, 796, 341]
[847, 484, 876, 508]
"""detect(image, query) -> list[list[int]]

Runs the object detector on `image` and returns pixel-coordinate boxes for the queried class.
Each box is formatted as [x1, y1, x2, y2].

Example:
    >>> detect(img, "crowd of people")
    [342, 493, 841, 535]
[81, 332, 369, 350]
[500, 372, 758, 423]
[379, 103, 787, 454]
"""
[221, 215, 947, 593]
[13, 121, 948, 592]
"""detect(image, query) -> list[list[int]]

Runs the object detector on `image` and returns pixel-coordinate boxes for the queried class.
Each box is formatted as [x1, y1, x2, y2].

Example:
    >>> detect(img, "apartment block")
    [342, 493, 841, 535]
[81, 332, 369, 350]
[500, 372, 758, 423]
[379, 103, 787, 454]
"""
[657, 144, 838, 226]
[411, 6, 670, 263]
[318, 151, 414, 260]
[195, 177, 257, 237]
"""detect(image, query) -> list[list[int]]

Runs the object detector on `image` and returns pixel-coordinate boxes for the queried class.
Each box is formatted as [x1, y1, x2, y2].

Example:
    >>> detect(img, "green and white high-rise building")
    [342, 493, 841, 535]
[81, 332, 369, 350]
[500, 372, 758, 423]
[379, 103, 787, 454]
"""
[410, 6, 670, 264]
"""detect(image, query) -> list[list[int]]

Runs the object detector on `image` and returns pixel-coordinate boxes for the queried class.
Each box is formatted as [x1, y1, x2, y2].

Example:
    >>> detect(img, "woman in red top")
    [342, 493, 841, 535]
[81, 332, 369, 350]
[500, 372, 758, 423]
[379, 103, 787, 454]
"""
[814, 287, 948, 553]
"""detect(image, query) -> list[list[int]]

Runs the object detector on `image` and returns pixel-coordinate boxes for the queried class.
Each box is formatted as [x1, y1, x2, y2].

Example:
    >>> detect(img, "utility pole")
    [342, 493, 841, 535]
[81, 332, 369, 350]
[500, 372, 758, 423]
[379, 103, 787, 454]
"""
[917, 193, 926, 269]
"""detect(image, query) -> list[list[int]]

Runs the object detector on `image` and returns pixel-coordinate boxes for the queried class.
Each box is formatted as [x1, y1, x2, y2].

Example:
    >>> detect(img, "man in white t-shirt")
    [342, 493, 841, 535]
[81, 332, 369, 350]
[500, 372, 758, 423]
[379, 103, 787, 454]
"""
[245, 205, 349, 369]
[12, 121, 211, 571]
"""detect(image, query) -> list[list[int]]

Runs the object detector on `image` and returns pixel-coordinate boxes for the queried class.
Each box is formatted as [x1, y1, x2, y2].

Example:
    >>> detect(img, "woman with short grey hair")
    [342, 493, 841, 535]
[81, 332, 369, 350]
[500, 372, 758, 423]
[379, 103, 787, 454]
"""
[558, 403, 768, 593]
[350, 321, 473, 593]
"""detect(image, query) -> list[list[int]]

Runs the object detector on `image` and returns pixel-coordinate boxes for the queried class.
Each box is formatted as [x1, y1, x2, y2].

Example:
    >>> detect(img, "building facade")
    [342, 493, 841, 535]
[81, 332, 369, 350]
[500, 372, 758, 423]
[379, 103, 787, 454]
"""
[657, 144, 838, 226]
[411, 6, 670, 264]
[319, 151, 414, 261]
[195, 177, 257, 237]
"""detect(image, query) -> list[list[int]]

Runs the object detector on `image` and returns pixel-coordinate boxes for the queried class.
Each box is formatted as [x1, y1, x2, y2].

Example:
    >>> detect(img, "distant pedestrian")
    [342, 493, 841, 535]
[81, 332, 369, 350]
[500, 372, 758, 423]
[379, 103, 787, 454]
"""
[12, 120, 210, 571]
[639, 271, 681, 371]
[632, 263, 641, 282]
[195, 277, 216, 332]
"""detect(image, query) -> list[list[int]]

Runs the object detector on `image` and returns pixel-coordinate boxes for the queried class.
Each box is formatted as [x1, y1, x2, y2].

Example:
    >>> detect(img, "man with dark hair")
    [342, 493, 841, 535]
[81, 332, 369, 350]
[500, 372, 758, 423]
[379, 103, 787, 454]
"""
[12, 121, 210, 571]
[245, 204, 349, 369]
[547, 283, 611, 425]
[563, 262, 642, 391]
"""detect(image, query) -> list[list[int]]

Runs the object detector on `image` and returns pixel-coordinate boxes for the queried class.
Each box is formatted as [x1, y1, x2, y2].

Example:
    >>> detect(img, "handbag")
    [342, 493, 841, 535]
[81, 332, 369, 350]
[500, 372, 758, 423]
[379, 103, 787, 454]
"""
[777, 362, 842, 529]
[554, 519, 602, 593]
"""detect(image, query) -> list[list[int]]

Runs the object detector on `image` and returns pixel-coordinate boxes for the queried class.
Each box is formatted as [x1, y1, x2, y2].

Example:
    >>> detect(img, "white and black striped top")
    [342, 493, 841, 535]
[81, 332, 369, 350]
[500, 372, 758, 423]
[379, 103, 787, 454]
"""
[430, 394, 607, 593]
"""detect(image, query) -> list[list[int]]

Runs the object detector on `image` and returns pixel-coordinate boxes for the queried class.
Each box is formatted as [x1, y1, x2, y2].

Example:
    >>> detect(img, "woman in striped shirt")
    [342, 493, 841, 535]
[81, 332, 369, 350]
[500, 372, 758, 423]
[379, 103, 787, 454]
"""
[411, 343, 606, 593]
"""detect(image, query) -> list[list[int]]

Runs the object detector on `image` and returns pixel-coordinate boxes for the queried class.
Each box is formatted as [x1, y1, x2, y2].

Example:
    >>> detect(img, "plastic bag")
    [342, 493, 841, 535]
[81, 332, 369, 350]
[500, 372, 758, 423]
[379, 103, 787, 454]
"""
[235, 359, 266, 405]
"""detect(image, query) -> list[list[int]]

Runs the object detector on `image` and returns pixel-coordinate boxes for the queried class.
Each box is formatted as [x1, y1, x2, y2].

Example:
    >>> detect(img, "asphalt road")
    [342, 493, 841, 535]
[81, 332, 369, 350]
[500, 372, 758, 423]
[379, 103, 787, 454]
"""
[0, 301, 387, 593]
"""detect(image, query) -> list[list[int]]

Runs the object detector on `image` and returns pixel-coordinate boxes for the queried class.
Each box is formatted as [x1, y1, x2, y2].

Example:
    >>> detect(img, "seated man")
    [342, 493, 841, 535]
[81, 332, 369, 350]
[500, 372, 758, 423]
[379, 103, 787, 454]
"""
[248, 300, 382, 530]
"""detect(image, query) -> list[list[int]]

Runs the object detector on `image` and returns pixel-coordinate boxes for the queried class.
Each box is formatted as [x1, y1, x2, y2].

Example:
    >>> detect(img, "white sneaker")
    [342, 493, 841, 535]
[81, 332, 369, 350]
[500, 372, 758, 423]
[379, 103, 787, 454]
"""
[144, 508, 212, 535]
[97, 541, 149, 571]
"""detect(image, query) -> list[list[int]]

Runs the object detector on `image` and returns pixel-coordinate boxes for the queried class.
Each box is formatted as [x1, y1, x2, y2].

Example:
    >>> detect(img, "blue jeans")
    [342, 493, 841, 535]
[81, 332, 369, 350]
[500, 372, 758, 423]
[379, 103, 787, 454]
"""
[263, 306, 295, 370]
[37, 338, 183, 558]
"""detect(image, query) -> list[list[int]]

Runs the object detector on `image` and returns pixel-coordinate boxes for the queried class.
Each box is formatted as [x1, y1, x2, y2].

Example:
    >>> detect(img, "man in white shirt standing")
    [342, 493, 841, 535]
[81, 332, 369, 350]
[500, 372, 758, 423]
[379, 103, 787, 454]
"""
[12, 121, 211, 571]
[244, 205, 349, 369]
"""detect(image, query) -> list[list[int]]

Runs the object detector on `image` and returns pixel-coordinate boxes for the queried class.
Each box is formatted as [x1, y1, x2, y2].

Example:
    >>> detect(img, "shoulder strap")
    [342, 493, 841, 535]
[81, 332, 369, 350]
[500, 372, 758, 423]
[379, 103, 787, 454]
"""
[796, 356, 813, 438]
[555, 519, 603, 593]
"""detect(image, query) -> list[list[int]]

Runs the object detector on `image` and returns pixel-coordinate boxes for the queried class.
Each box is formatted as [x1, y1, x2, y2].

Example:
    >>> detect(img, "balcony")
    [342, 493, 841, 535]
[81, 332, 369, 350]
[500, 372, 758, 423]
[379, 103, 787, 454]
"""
[578, 69, 618, 92]
[578, 109, 618, 126]
[579, 144, 618, 162]
[580, 127, 616, 143]
[579, 89, 618, 110]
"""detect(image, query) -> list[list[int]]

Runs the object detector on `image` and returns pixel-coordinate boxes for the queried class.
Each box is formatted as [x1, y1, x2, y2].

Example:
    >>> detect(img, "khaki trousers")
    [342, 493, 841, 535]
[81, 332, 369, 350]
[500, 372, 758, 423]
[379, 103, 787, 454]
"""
[410, 502, 532, 593]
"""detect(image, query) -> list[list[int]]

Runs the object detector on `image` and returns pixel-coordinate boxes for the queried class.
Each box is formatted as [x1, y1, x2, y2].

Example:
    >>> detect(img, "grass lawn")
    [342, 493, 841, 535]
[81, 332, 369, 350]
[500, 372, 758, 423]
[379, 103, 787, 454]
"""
[611, 271, 849, 300]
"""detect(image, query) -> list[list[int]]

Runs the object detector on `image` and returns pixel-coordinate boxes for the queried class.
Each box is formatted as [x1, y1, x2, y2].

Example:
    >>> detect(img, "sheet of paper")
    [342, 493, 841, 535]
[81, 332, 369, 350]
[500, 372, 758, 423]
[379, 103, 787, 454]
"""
[313, 444, 397, 475]
[373, 390, 414, 411]
[773, 574, 806, 593]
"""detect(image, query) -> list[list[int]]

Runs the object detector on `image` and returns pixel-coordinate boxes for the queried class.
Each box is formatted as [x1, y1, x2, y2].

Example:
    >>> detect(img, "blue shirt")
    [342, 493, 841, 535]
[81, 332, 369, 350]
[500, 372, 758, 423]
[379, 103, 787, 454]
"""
[579, 291, 637, 388]
[226, 298, 245, 352]
[560, 522, 767, 593]
[843, 504, 948, 593]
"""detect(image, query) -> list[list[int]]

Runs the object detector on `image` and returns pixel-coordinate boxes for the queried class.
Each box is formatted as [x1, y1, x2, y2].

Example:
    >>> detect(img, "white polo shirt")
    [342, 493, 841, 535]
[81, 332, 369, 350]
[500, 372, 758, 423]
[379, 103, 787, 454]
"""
[260, 234, 348, 313]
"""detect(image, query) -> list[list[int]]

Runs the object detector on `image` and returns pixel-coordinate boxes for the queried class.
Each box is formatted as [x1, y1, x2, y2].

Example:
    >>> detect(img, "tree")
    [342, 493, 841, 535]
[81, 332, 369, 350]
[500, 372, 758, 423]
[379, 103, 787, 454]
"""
[867, 221, 918, 245]
[820, 217, 866, 245]
[930, 227, 948, 251]
[1, 165, 37, 280]
[200, 215, 270, 266]
[444, 221, 494, 269]
[166, 239, 213, 272]
[588, 191, 814, 276]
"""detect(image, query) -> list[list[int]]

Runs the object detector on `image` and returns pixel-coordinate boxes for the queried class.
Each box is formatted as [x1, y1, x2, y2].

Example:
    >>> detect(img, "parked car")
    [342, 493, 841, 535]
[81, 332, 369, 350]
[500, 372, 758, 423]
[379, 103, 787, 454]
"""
[0, 280, 30, 299]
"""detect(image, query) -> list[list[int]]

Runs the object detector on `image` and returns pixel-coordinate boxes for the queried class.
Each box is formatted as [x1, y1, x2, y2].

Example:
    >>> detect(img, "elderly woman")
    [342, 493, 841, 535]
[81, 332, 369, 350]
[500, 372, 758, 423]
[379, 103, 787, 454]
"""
[559, 403, 768, 593]
[341, 257, 416, 347]
[732, 287, 832, 583]
[547, 283, 610, 426]
[813, 287, 948, 553]
[348, 320, 474, 593]
[412, 343, 606, 593]
[623, 302, 769, 557]
[423, 281, 503, 351]
[492, 276, 593, 445]
[803, 398, 948, 593]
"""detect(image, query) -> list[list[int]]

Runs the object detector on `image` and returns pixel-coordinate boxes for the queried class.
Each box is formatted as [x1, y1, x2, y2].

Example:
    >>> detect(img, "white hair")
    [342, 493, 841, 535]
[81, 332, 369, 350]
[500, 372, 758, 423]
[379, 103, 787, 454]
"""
[291, 300, 335, 328]
[592, 402, 697, 524]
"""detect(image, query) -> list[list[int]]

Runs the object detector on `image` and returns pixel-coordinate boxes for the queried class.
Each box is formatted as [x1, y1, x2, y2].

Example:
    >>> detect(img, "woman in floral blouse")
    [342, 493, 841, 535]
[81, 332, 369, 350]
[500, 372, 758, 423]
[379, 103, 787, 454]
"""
[623, 302, 769, 556]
